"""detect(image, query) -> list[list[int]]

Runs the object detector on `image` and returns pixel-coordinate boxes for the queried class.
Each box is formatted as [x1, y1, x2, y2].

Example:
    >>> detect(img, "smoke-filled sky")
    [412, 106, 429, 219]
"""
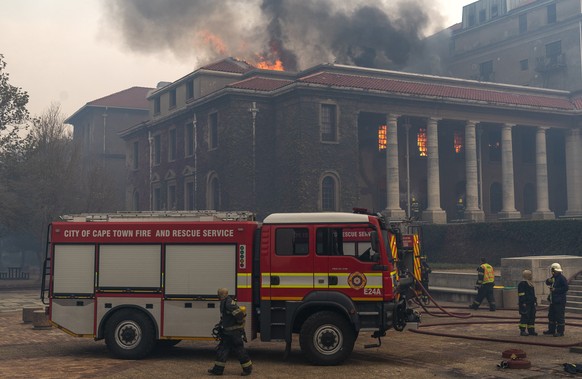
[1, 0, 474, 119]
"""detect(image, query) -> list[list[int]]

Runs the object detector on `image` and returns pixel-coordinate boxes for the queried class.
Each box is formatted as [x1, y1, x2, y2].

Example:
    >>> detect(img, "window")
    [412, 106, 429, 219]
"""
[417, 128, 427, 157]
[169, 88, 176, 109]
[153, 184, 162, 210]
[320, 104, 338, 142]
[275, 228, 309, 256]
[479, 60, 493, 81]
[316, 228, 343, 256]
[520, 59, 529, 71]
[378, 124, 387, 151]
[321, 175, 338, 211]
[207, 173, 220, 210]
[479, 9, 486, 23]
[468, 13, 476, 27]
[547, 4, 556, 24]
[186, 79, 194, 100]
[185, 180, 195, 210]
[168, 128, 177, 161]
[154, 96, 161, 115]
[185, 122, 194, 157]
[453, 130, 464, 154]
[491, 5, 498, 18]
[167, 182, 177, 210]
[153, 134, 161, 165]
[132, 141, 139, 170]
[132, 191, 139, 211]
[519, 14, 527, 34]
[209, 113, 218, 150]
[488, 129, 501, 162]
[546, 40, 562, 64]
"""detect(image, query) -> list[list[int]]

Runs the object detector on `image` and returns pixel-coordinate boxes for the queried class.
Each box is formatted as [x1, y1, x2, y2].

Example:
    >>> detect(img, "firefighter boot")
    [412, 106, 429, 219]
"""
[519, 327, 528, 337]
[469, 302, 480, 310]
[489, 304, 496, 312]
[208, 364, 225, 376]
[528, 328, 538, 336]
[240, 361, 253, 376]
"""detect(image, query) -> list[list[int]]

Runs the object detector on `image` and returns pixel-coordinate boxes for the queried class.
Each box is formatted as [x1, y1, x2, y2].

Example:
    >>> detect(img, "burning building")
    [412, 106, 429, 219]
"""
[119, 57, 582, 223]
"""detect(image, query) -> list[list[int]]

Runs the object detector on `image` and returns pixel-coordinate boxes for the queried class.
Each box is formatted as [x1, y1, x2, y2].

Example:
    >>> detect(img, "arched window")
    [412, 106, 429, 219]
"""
[490, 182, 502, 214]
[207, 172, 220, 210]
[321, 173, 339, 211]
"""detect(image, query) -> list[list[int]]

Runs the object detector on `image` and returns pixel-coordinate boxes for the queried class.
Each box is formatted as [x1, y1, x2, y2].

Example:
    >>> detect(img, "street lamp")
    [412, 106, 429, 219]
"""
[249, 102, 259, 206]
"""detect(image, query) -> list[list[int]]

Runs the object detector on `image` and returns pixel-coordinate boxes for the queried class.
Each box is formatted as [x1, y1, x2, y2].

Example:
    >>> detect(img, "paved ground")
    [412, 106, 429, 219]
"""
[2, 288, 582, 378]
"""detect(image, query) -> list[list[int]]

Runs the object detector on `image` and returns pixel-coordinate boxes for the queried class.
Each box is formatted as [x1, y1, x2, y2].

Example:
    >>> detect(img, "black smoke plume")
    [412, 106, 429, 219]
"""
[103, 0, 450, 72]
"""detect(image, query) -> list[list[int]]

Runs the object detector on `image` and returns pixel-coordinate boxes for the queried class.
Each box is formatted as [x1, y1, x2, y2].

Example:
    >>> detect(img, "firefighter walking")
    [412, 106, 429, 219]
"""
[518, 269, 537, 336]
[208, 288, 253, 376]
[469, 257, 496, 311]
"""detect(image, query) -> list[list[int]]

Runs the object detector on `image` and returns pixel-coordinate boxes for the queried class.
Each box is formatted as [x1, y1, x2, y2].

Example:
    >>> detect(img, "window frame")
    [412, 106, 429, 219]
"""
[320, 103, 338, 143]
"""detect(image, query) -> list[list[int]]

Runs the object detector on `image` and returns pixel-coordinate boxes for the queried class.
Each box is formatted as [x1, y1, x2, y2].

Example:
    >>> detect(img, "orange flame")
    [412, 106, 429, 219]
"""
[256, 59, 284, 71]
[198, 30, 227, 55]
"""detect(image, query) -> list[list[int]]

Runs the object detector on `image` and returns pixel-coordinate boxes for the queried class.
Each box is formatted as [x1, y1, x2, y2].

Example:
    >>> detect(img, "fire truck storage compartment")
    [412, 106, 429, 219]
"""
[163, 244, 237, 337]
[51, 244, 96, 335]
[98, 245, 161, 289]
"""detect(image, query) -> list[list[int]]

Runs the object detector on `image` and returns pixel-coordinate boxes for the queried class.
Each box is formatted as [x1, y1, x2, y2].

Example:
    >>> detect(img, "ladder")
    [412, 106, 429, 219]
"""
[59, 210, 256, 222]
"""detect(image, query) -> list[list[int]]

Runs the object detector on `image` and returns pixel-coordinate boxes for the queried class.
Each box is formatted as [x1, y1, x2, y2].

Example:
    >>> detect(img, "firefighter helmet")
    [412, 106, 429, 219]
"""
[550, 263, 562, 272]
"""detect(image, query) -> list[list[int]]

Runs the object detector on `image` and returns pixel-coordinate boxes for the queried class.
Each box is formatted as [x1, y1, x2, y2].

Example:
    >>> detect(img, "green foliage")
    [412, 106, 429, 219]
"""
[0, 54, 30, 155]
[423, 220, 582, 266]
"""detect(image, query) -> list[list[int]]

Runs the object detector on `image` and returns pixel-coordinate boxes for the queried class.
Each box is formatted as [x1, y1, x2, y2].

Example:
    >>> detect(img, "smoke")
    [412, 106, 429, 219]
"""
[102, 0, 450, 72]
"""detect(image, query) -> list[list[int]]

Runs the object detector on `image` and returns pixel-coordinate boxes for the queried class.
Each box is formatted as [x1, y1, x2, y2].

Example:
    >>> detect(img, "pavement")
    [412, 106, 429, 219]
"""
[2, 287, 582, 378]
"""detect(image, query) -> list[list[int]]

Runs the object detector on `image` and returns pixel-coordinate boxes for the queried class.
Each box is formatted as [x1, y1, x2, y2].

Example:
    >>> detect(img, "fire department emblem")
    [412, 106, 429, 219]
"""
[347, 271, 367, 290]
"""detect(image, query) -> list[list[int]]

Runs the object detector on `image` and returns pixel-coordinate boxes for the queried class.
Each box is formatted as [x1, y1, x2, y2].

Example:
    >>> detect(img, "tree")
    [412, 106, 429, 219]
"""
[0, 54, 30, 155]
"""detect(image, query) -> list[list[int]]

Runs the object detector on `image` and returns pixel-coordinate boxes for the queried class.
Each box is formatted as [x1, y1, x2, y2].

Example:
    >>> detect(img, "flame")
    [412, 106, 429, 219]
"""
[198, 30, 227, 55]
[255, 59, 284, 71]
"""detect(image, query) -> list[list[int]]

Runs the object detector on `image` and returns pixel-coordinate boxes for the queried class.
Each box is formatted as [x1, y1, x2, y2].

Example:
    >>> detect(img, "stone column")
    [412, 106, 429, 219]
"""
[532, 126, 555, 219]
[464, 120, 485, 222]
[423, 117, 447, 224]
[498, 123, 521, 219]
[565, 128, 582, 216]
[383, 114, 406, 220]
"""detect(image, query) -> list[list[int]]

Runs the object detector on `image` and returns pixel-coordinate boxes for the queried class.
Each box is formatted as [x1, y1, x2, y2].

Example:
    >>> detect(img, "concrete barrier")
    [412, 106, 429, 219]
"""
[502, 287, 518, 310]
[32, 310, 51, 330]
[22, 307, 43, 323]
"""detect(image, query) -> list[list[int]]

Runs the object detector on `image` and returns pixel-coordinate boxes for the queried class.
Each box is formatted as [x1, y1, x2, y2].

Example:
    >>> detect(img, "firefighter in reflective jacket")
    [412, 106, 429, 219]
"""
[208, 288, 253, 376]
[469, 257, 496, 311]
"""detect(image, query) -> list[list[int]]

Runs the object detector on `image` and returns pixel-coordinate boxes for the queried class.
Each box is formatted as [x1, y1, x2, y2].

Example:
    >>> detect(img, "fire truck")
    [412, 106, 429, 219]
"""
[41, 209, 423, 365]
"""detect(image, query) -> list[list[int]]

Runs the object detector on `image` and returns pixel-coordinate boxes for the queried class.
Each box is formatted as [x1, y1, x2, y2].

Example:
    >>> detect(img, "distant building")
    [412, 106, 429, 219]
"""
[66, 87, 152, 211]
[120, 58, 582, 223]
[447, 0, 581, 91]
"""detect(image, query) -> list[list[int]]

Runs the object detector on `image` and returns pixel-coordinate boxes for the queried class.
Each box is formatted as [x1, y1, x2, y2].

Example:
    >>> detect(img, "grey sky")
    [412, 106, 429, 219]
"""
[0, 0, 473, 119]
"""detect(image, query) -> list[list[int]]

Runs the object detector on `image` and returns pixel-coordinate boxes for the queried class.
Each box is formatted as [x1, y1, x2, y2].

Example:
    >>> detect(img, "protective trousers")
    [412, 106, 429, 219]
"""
[472, 282, 496, 310]
[519, 304, 537, 334]
[210, 330, 252, 375]
[548, 302, 566, 334]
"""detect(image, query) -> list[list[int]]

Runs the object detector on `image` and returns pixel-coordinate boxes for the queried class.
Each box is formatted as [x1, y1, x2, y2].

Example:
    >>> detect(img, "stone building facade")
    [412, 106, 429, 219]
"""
[120, 58, 582, 223]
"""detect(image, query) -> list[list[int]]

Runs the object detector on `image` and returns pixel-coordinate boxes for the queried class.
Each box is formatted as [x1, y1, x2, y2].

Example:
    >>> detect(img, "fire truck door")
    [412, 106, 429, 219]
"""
[267, 227, 314, 300]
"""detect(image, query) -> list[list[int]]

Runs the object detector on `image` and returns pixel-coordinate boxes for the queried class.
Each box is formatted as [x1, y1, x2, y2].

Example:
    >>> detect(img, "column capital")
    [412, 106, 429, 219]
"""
[466, 120, 478, 128]
[503, 123, 516, 129]
[427, 117, 441, 125]
[387, 114, 400, 124]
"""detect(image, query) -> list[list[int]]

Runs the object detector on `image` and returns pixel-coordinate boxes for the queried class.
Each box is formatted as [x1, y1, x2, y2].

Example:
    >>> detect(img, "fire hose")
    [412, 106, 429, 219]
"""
[405, 278, 582, 348]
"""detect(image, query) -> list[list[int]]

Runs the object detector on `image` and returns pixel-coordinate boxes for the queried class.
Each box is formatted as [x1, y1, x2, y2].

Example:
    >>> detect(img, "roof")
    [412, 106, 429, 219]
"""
[200, 57, 254, 74]
[298, 71, 575, 110]
[65, 86, 152, 124]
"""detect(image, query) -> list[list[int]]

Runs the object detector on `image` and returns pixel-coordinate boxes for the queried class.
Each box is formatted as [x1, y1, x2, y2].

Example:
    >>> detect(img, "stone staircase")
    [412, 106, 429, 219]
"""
[566, 273, 582, 314]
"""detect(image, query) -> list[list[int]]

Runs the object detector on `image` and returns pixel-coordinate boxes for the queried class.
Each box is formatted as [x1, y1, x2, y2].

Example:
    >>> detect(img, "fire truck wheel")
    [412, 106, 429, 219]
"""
[299, 311, 355, 366]
[105, 309, 156, 359]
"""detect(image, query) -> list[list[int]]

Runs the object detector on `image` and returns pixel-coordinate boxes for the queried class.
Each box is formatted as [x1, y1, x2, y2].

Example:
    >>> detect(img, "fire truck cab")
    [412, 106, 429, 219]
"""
[41, 210, 422, 365]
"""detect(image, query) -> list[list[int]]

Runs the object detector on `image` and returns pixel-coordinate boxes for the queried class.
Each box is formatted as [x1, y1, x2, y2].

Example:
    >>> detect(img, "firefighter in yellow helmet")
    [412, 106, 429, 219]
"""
[208, 288, 253, 376]
[469, 257, 496, 311]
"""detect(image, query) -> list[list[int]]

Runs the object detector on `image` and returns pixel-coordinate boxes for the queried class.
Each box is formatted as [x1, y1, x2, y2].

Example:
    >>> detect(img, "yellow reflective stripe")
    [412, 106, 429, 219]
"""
[413, 234, 421, 281]
[237, 273, 252, 289]
[518, 292, 525, 296]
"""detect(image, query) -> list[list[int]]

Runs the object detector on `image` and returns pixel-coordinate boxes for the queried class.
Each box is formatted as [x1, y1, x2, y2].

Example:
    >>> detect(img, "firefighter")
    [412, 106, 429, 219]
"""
[411, 197, 420, 220]
[518, 269, 537, 336]
[208, 288, 253, 376]
[456, 197, 465, 220]
[543, 263, 569, 337]
[469, 257, 496, 311]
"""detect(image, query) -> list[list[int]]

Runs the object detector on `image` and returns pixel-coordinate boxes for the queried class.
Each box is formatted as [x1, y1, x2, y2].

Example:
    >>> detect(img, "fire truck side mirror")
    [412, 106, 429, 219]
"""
[370, 231, 379, 253]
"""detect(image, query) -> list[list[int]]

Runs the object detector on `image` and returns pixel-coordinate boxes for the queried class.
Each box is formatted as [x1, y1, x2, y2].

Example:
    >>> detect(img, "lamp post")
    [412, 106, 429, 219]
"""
[193, 114, 197, 209]
[249, 102, 259, 207]
[404, 119, 412, 217]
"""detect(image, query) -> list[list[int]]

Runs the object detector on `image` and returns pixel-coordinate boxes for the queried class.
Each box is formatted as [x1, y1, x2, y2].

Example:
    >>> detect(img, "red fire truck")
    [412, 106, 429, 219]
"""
[41, 209, 423, 365]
